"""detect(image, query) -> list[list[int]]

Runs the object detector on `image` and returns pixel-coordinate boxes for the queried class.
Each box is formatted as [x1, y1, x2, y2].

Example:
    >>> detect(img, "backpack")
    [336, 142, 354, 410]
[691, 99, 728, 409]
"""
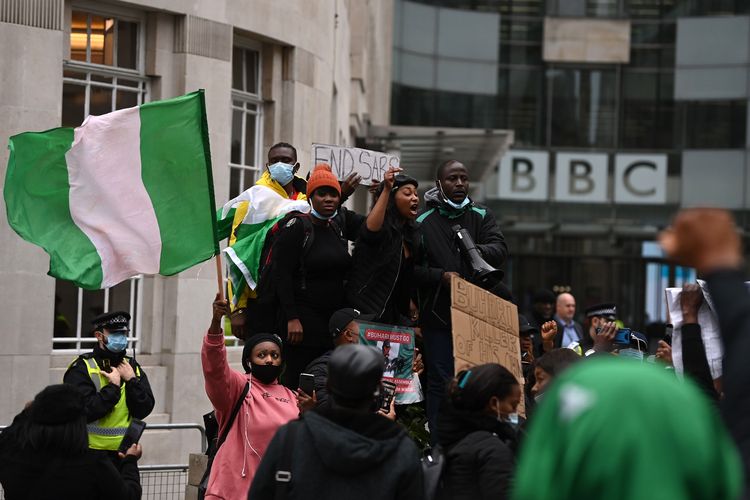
[421, 445, 446, 500]
[198, 381, 250, 499]
[256, 211, 346, 300]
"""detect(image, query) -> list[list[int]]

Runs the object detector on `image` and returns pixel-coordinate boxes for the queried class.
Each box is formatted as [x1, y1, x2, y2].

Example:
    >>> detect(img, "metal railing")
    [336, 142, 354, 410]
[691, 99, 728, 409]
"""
[0, 423, 207, 500]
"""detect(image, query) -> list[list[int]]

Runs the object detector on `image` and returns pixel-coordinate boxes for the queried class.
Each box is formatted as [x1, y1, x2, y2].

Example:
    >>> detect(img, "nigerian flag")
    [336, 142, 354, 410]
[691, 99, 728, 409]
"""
[4, 91, 219, 289]
[219, 185, 309, 306]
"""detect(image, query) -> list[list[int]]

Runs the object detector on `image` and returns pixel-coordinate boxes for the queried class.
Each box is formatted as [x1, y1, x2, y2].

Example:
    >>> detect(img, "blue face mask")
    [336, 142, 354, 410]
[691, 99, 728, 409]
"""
[105, 333, 129, 353]
[439, 181, 470, 209]
[310, 207, 338, 220]
[619, 348, 644, 361]
[268, 162, 295, 186]
[446, 196, 470, 210]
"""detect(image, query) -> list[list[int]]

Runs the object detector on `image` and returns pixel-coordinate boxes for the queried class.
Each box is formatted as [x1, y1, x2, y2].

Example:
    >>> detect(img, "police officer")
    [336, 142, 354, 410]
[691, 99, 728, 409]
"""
[63, 311, 155, 453]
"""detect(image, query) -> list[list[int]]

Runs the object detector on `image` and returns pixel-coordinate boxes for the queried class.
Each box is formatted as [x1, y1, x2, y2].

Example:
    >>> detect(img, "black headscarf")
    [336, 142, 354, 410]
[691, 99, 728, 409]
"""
[241, 333, 283, 373]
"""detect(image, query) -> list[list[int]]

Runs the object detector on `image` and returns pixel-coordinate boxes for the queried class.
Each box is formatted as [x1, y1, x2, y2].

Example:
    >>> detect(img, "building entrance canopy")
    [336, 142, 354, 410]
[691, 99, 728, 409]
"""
[360, 125, 514, 188]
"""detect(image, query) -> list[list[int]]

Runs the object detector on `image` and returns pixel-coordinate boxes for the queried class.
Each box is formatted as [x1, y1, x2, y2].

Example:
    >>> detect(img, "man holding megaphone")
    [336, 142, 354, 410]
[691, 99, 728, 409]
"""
[414, 159, 509, 444]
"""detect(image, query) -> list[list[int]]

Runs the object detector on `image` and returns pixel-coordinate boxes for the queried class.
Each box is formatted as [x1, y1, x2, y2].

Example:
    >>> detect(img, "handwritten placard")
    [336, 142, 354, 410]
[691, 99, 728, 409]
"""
[312, 143, 400, 183]
[450, 275, 524, 416]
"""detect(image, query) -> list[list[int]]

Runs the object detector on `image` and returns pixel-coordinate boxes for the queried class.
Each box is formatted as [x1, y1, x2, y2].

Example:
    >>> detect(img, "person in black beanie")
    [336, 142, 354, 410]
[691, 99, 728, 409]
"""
[202, 295, 299, 499]
[249, 344, 424, 500]
[0, 384, 142, 500]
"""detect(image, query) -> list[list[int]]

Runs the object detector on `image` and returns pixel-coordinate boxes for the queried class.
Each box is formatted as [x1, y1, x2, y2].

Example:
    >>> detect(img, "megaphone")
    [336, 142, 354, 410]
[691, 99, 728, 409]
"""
[452, 225, 504, 287]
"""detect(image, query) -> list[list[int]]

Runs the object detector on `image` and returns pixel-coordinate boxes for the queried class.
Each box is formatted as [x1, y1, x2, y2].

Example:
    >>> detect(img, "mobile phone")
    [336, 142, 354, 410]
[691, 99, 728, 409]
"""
[298, 373, 315, 396]
[101, 359, 112, 373]
[118, 418, 146, 453]
[380, 380, 397, 411]
[614, 328, 631, 345]
[663, 324, 673, 345]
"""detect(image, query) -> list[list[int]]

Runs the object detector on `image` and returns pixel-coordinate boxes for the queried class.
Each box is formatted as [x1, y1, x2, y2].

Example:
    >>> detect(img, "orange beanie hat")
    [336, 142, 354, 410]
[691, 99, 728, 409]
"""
[307, 164, 341, 197]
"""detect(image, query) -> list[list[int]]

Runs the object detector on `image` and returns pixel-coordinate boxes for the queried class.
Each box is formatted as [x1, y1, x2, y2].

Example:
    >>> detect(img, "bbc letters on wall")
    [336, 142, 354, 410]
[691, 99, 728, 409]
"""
[499, 150, 667, 204]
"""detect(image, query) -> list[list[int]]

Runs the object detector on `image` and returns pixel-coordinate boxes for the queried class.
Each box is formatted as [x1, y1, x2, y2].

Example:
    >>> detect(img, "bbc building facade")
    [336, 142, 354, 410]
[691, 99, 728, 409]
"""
[392, 0, 750, 329]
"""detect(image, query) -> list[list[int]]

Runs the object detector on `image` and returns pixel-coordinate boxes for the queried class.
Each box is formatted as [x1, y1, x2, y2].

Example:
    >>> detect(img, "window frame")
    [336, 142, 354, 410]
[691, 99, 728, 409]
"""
[55, 4, 148, 354]
[229, 40, 264, 199]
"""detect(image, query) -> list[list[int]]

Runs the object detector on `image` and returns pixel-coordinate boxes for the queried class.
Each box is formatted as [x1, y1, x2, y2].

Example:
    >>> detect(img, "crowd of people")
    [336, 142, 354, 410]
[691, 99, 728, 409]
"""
[2, 141, 750, 500]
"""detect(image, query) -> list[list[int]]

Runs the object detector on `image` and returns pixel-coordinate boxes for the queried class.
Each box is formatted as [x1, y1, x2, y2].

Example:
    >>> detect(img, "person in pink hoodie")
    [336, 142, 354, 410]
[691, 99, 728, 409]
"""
[202, 294, 299, 499]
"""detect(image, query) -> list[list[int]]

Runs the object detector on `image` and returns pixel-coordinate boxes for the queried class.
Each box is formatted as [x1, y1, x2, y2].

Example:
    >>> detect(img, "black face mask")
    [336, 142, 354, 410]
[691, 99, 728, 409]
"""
[250, 363, 282, 384]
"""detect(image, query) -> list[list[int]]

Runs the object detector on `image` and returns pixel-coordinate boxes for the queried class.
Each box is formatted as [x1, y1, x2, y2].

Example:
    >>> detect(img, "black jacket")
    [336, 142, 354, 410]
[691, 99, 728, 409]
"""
[249, 407, 424, 500]
[681, 323, 720, 402]
[436, 405, 517, 500]
[414, 188, 508, 329]
[346, 223, 415, 324]
[304, 350, 333, 408]
[705, 269, 750, 489]
[0, 411, 141, 500]
[63, 345, 155, 422]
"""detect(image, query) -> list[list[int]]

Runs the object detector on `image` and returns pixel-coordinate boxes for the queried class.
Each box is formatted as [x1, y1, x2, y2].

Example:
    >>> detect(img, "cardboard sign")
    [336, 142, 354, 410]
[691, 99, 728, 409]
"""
[450, 275, 524, 416]
[358, 321, 419, 405]
[312, 143, 400, 183]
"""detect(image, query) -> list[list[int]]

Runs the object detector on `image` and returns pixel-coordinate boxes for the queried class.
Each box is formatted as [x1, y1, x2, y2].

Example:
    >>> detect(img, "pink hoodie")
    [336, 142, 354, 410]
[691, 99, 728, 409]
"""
[201, 332, 298, 500]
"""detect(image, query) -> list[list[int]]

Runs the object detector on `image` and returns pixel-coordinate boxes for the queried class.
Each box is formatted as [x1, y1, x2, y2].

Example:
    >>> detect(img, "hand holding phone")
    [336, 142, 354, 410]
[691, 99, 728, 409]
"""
[118, 419, 146, 454]
[298, 373, 315, 397]
[379, 380, 397, 411]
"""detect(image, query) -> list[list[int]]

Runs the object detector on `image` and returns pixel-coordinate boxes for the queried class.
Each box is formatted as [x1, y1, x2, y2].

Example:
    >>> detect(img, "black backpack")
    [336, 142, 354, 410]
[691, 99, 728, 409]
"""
[256, 211, 346, 299]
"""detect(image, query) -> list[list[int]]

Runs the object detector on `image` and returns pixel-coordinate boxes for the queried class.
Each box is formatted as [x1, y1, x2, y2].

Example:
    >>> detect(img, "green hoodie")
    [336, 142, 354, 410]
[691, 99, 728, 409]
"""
[513, 358, 742, 500]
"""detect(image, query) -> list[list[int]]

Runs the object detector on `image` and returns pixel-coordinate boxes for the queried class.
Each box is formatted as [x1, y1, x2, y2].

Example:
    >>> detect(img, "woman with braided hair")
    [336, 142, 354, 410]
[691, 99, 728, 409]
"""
[436, 363, 522, 500]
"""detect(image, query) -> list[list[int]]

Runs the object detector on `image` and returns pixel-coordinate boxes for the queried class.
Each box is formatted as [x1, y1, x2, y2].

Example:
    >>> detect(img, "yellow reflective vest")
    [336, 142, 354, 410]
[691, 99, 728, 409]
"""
[75, 357, 141, 451]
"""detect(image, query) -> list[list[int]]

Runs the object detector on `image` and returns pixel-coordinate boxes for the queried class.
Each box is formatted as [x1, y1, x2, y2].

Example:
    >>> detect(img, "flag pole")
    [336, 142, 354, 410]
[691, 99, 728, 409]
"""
[215, 253, 225, 302]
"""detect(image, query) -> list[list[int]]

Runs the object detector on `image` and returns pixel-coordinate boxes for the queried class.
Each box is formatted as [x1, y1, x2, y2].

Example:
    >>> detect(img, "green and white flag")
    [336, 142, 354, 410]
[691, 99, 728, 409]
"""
[220, 185, 309, 306]
[4, 91, 219, 289]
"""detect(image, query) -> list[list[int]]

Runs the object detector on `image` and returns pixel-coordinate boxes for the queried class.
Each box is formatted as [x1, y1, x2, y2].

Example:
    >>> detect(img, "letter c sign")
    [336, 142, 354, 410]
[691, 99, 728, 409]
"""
[614, 154, 666, 204]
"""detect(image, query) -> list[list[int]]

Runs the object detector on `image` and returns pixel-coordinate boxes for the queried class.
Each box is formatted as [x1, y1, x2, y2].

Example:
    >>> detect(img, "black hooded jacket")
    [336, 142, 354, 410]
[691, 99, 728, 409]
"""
[248, 406, 424, 500]
[415, 188, 509, 329]
[436, 404, 518, 500]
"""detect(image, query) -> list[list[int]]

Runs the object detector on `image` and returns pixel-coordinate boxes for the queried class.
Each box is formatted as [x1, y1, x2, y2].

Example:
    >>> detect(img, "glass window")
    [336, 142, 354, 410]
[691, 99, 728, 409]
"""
[390, 84, 438, 126]
[673, 0, 750, 16]
[499, 43, 542, 65]
[624, 0, 678, 19]
[500, 18, 543, 42]
[683, 100, 747, 149]
[69, 11, 139, 69]
[53, 277, 141, 352]
[229, 46, 263, 198]
[58, 9, 146, 352]
[586, 0, 619, 17]
[505, 67, 544, 144]
[621, 71, 676, 148]
[549, 67, 617, 148]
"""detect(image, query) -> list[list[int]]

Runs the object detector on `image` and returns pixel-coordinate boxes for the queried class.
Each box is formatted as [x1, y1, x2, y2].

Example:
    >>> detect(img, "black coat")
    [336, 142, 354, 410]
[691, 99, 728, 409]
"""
[249, 407, 424, 500]
[303, 350, 332, 408]
[436, 405, 517, 500]
[553, 317, 586, 349]
[414, 188, 508, 329]
[0, 412, 141, 500]
[63, 346, 155, 423]
[346, 223, 415, 324]
[705, 269, 750, 488]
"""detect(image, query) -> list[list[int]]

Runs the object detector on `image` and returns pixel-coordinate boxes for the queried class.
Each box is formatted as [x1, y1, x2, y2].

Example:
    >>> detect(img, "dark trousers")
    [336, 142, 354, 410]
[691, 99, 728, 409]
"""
[280, 344, 329, 391]
[423, 326, 455, 445]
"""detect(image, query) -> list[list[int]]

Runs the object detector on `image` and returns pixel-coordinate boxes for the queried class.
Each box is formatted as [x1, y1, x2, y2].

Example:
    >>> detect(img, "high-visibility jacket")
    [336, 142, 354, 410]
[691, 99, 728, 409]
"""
[77, 356, 141, 451]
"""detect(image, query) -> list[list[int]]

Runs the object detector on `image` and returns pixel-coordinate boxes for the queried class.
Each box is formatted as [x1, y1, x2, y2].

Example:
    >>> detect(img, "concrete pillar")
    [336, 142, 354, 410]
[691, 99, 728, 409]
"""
[0, 0, 65, 422]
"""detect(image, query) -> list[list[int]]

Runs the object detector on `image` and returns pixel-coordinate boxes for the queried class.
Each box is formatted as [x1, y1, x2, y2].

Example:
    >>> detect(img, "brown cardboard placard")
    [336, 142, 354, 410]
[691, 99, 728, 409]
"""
[450, 275, 525, 416]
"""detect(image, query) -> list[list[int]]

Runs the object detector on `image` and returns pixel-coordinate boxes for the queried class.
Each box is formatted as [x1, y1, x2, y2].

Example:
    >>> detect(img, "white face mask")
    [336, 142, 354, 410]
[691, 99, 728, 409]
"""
[619, 348, 644, 361]
[502, 412, 519, 426]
